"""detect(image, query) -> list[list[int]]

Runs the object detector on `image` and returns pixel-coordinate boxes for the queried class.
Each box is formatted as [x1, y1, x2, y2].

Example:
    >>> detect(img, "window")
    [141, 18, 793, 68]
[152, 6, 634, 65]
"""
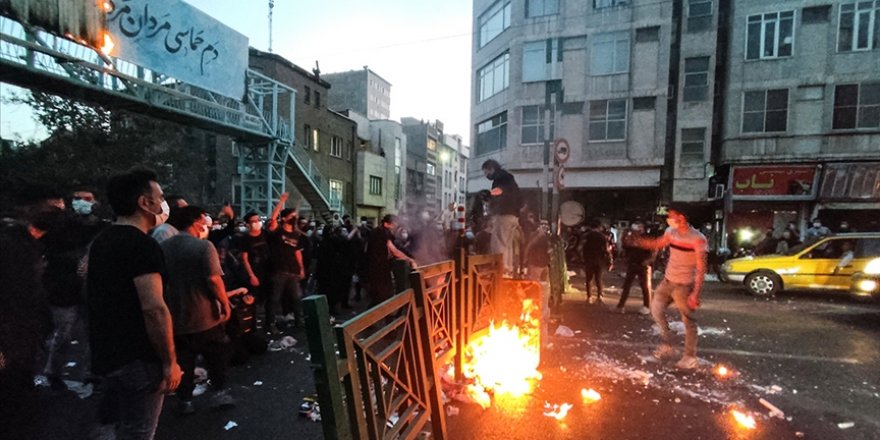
[633, 96, 656, 111]
[526, 0, 559, 18]
[369, 176, 382, 195]
[594, 0, 628, 8]
[475, 112, 508, 155]
[312, 128, 319, 151]
[521, 105, 554, 145]
[479, 0, 511, 47]
[742, 89, 789, 133]
[315, 91, 321, 108]
[591, 32, 630, 75]
[681, 128, 706, 159]
[426, 163, 436, 176]
[687, 0, 713, 33]
[303, 124, 311, 149]
[635, 26, 660, 43]
[838, 1, 880, 52]
[427, 138, 437, 151]
[802, 5, 831, 24]
[329, 179, 343, 210]
[522, 40, 561, 82]
[833, 83, 880, 129]
[478, 52, 509, 101]
[330, 136, 343, 157]
[683, 56, 710, 102]
[304, 86, 311, 104]
[589, 99, 627, 141]
[746, 11, 794, 60]
[394, 137, 402, 168]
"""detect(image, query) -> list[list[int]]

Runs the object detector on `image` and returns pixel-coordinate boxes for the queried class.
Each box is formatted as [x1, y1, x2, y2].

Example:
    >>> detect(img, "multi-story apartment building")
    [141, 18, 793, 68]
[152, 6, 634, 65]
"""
[469, 0, 680, 222]
[342, 110, 408, 221]
[439, 133, 470, 208]
[324, 67, 392, 120]
[249, 49, 357, 218]
[469, 0, 879, 236]
[719, 1, 880, 237]
[402, 118, 443, 216]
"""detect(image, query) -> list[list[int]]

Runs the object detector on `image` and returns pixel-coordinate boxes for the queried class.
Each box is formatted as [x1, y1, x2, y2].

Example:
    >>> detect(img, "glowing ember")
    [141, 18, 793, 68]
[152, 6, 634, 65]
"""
[731, 409, 757, 430]
[100, 33, 115, 56]
[102, 1, 114, 12]
[580, 388, 602, 403]
[462, 299, 542, 407]
[543, 402, 574, 420]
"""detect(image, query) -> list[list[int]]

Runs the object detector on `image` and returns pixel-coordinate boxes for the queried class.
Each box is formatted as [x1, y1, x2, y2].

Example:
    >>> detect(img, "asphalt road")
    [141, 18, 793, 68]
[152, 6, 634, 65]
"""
[23, 274, 880, 440]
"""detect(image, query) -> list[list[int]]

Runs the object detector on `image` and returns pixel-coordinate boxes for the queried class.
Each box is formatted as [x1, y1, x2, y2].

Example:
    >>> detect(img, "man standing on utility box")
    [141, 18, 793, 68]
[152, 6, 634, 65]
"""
[633, 206, 707, 370]
[481, 159, 523, 275]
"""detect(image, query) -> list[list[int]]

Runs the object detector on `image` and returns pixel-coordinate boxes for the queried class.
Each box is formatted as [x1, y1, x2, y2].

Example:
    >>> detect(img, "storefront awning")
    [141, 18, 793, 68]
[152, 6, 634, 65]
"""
[819, 162, 880, 201]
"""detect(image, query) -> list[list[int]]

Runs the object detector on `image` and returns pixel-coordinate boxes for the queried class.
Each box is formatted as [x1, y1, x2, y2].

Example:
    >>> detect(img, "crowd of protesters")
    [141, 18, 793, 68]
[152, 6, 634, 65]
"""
[0, 165, 506, 439]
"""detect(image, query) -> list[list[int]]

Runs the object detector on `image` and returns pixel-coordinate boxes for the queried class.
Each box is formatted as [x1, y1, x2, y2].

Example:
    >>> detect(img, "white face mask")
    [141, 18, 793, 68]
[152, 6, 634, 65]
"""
[250, 221, 263, 231]
[237, 226, 248, 233]
[153, 200, 170, 226]
[71, 199, 94, 215]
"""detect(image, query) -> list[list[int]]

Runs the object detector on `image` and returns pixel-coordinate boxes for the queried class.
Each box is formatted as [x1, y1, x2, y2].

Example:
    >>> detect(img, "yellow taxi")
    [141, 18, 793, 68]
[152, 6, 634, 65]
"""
[721, 233, 880, 296]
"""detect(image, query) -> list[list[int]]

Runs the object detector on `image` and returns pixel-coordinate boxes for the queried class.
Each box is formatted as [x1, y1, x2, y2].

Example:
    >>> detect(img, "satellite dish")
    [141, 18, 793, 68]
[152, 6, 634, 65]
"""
[559, 201, 585, 226]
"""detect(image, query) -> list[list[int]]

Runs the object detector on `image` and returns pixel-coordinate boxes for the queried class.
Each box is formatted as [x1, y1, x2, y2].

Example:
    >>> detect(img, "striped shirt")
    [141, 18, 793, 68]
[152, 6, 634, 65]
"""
[664, 226, 708, 285]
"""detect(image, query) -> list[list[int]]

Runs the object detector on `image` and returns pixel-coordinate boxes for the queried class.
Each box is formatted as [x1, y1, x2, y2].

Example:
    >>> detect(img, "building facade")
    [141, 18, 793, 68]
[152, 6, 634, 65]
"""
[719, 1, 880, 239]
[402, 118, 443, 216]
[343, 110, 408, 221]
[249, 49, 357, 217]
[469, 0, 880, 237]
[439, 133, 469, 208]
[324, 67, 392, 120]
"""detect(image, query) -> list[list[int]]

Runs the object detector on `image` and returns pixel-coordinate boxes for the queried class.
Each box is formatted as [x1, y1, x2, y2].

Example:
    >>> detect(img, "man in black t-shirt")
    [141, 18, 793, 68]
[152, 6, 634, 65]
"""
[482, 159, 524, 274]
[86, 168, 181, 440]
[581, 220, 611, 305]
[239, 212, 270, 304]
[266, 196, 305, 331]
[365, 215, 416, 307]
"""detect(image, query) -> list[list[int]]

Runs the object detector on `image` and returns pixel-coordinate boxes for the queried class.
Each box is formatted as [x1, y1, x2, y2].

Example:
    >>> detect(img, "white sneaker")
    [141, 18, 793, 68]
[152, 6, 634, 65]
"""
[639, 306, 651, 315]
[588, 296, 598, 304]
[676, 356, 699, 370]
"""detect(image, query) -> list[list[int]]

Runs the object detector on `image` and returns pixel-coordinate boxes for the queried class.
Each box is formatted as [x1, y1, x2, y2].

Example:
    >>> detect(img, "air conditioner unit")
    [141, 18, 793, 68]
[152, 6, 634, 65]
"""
[710, 183, 725, 200]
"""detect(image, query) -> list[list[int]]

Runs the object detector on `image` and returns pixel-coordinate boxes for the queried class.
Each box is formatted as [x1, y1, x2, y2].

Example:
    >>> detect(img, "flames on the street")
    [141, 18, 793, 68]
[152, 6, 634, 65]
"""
[461, 299, 542, 408]
[731, 409, 757, 430]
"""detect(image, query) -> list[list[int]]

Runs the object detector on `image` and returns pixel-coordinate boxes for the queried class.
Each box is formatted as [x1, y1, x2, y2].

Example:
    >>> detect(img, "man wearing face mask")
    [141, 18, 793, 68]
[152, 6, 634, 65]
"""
[160, 206, 234, 414]
[481, 159, 524, 274]
[266, 193, 306, 331]
[805, 218, 831, 241]
[633, 206, 707, 370]
[86, 167, 181, 439]
[150, 195, 187, 244]
[238, 212, 270, 310]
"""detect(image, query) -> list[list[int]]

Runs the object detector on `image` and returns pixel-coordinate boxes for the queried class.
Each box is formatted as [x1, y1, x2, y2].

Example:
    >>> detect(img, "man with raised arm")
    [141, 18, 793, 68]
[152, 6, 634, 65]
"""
[633, 206, 707, 370]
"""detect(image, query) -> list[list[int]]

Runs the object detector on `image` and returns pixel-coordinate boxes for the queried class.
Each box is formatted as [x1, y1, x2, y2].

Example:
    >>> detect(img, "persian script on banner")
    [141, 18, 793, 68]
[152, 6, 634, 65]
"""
[105, 0, 248, 99]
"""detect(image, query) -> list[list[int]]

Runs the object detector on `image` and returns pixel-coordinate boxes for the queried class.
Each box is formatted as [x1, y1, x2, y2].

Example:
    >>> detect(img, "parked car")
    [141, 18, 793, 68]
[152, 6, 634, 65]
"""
[720, 233, 880, 296]
[850, 257, 880, 302]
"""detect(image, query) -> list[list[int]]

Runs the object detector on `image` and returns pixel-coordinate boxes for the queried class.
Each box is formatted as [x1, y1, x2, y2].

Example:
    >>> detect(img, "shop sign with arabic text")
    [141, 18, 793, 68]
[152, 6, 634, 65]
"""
[105, 0, 247, 99]
[729, 165, 820, 200]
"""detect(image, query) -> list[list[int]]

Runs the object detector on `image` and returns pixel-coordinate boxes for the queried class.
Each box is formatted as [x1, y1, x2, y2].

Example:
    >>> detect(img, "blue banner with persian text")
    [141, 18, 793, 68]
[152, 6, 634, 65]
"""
[106, 0, 248, 99]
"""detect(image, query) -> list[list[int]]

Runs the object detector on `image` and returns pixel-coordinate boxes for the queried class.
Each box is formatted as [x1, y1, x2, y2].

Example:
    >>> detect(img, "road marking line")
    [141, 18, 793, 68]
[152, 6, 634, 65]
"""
[554, 337, 862, 365]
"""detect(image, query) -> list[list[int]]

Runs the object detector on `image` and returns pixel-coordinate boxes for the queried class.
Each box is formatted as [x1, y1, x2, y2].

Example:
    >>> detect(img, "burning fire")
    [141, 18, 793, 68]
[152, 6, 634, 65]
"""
[100, 33, 115, 56]
[543, 402, 573, 421]
[731, 409, 757, 430]
[581, 388, 602, 403]
[461, 299, 542, 408]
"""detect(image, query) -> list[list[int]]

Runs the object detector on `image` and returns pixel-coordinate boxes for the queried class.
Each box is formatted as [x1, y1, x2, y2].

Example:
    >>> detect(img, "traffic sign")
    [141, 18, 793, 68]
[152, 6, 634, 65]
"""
[555, 166, 565, 190]
[554, 138, 570, 163]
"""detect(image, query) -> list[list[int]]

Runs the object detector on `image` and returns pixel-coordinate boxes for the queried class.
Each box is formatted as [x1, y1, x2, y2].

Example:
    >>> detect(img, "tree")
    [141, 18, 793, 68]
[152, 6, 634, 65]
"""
[0, 91, 225, 211]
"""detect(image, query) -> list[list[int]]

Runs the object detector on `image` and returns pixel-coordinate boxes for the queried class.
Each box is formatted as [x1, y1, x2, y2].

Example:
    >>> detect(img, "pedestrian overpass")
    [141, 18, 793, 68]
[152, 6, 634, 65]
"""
[0, 6, 336, 216]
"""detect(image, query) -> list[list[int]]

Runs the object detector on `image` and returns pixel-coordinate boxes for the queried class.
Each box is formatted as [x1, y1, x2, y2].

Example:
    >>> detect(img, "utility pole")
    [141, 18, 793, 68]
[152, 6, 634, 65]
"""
[268, 0, 275, 53]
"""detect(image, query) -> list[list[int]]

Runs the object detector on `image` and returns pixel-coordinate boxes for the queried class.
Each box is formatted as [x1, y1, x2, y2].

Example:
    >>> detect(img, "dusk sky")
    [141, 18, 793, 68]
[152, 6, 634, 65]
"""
[1, 0, 474, 144]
